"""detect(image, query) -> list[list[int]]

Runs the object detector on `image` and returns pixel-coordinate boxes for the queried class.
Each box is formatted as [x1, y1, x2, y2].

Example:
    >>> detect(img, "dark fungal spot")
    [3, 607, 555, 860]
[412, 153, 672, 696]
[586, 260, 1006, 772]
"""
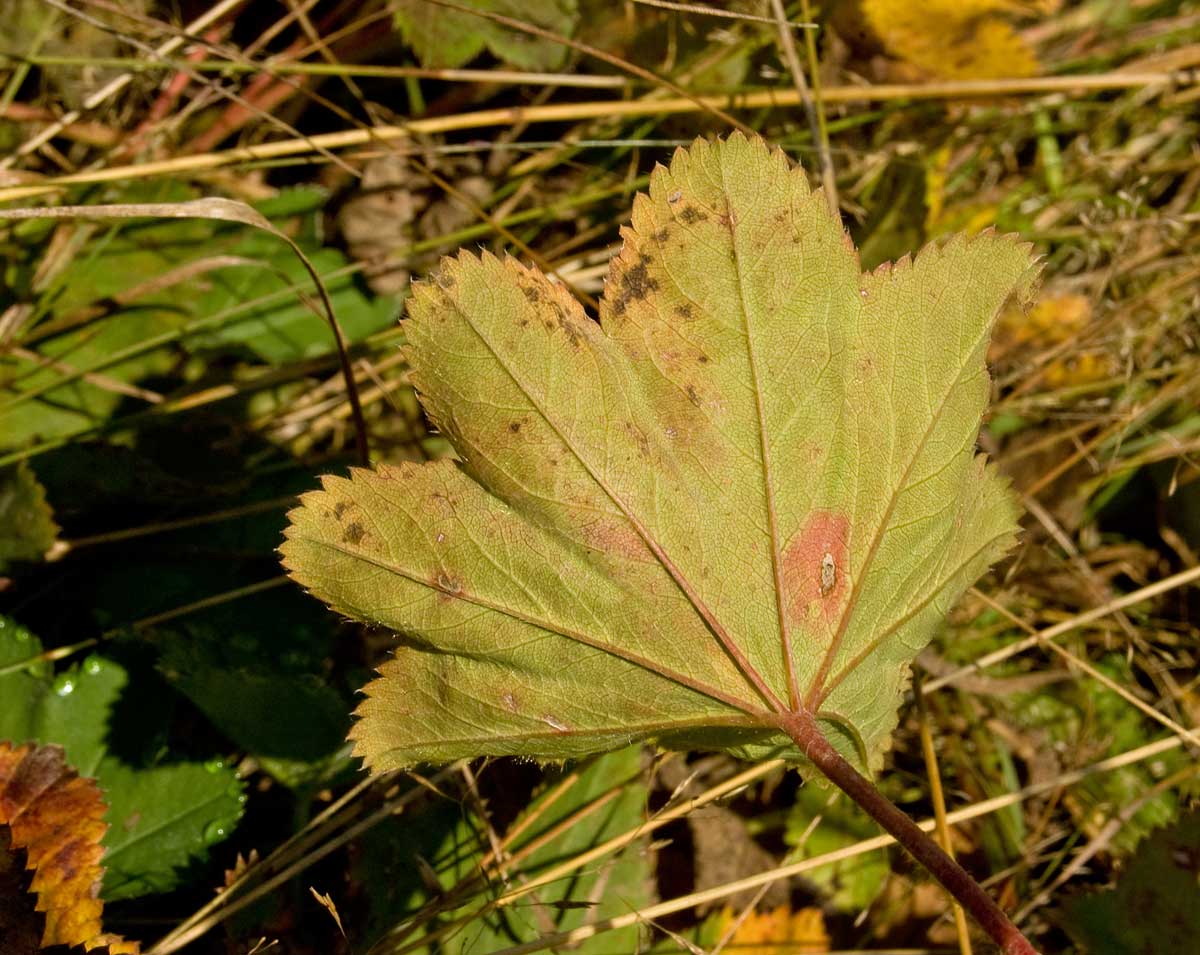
[698, 354, 709, 364]
[509, 421, 521, 433]
[610, 253, 659, 317]
[555, 305, 582, 348]
[675, 302, 694, 321]
[652, 227, 670, 243]
[333, 501, 350, 519]
[521, 283, 544, 304]
[342, 522, 365, 545]
[685, 384, 700, 406]
[678, 205, 705, 225]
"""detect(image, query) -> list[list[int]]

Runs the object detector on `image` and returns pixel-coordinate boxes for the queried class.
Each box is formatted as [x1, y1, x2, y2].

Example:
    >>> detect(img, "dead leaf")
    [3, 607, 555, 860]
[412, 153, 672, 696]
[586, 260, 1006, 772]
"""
[0, 741, 139, 953]
[713, 903, 830, 954]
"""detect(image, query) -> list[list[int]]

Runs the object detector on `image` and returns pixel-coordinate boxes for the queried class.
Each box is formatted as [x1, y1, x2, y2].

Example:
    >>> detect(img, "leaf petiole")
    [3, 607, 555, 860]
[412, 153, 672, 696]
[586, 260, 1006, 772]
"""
[781, 710, 1038, 955]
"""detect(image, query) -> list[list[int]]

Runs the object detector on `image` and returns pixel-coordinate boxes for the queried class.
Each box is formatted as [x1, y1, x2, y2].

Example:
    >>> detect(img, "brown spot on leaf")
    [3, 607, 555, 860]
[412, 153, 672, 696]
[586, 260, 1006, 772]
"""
[342, 522, 365, 545]
[539, 714, 569, 733]
[555, 305, 583, 348]
[678, 205, 705, 225]
[521, 283, 544, 304]
[652, 227, 670, 243]
[610, 253, 659, 317]
[685, 384, 701, 406]
[697, 354, 709, 364]
[333, 501, 350, 520]
[781, 511, 850, 630]
[675, 302, 694, 321]
[509, 421, 521, 433]
[581, 519, 648, 561]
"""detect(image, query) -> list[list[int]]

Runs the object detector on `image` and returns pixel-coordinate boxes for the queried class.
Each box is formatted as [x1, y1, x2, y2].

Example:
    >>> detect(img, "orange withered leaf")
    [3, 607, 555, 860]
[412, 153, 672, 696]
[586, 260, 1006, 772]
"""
[0, 741, 139, 953]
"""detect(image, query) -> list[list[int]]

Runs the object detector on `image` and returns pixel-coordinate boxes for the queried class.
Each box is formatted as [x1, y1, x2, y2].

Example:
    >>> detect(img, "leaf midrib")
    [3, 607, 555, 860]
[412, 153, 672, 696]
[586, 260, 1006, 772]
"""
[712, 164, 800, 717]
[362, 714, 770, 752]
[301, 534, 761, 717]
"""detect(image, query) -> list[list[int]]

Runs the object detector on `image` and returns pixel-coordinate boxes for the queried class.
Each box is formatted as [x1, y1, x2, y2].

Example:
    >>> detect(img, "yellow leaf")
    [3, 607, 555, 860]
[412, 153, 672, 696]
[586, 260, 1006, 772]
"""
[862, 0, 1054, 79]
[996, 292, 1091, 348]
[993, 293, 1114, 387]
[714, 904, 830, 954]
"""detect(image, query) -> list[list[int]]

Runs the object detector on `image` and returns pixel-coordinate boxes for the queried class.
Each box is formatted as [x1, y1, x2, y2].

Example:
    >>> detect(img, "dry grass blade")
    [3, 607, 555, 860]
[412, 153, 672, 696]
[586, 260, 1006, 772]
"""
[471, 735, 1189, 955]
[2, 74, 1194, 204]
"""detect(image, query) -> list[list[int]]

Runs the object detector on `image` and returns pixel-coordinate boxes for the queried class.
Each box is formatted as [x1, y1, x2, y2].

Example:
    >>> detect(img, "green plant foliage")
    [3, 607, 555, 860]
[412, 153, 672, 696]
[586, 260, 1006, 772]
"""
[785, 783, 889, 911]
[159, 639, 349, 763]
[0, 187, 395, 451]
[1005, 656, 1186, 853]
[185, 228, 398, 365]
[399, 746, 651, 953]
[0, 617, 245, 900]
[393, 0, 578, 70]
[0, 461, 58, 572]
[1060, 809, 1200, 954]
[284, 134, 1036, 776]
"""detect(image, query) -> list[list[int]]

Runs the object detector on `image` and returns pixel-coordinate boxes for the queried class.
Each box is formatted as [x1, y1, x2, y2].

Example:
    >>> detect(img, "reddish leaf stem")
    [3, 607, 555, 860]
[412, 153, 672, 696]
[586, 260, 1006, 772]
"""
[782, 711, 1038, 955]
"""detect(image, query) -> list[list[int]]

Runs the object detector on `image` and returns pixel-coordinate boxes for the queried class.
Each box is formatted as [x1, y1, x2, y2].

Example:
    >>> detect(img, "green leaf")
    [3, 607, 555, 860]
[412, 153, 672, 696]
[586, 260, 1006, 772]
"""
[393, 0, 578, 70]
[785, 784, 889, 911]
[1060, 809, 1200, 955]
[282, 134, 1035, 775]
[0, 188, 395, 451]
[187, 234, 398, 365]
[0, 617, 244, 900]
[1004, 656, 1185, 853]
[0, 461, 59, 572]
[159, 638, 350, 763]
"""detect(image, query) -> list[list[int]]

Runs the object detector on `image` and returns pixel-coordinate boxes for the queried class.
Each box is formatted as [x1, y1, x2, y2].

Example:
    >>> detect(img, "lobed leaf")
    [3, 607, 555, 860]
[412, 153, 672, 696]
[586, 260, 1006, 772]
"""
[283, 134, 1036, 775]
[0, 741, 139, 952]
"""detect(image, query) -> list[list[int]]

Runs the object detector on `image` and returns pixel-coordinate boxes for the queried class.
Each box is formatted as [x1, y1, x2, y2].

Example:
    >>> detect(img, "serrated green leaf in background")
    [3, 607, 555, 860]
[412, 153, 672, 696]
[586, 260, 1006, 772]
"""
[0, 616, 245, 900]
[159, 638, 349, 764]
[0, 460, 59, 572]
[393, 0, 578, 70]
